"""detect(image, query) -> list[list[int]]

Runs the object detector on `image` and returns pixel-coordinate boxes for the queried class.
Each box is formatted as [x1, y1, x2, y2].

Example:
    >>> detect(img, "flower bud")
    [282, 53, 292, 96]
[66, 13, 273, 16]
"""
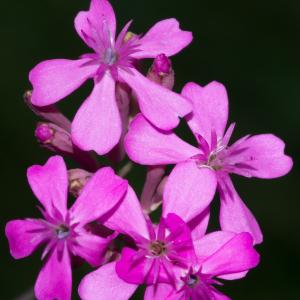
[35, 123, 54, 144]
[34, 122, 99, 172]
[68, 169, 92, 197]
[153, 54, 172, 75]
[35, 122, 73, 154]
[147, 54, 175, 90]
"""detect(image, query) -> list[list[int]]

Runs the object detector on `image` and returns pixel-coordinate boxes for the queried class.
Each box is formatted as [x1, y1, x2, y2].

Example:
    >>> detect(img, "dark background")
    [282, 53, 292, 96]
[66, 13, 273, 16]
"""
[1, 0, 299, 299]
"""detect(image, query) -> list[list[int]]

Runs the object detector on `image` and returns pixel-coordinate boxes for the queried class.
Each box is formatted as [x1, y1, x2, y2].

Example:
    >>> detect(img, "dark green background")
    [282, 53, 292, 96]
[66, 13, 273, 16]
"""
[1, 0, 299, 299]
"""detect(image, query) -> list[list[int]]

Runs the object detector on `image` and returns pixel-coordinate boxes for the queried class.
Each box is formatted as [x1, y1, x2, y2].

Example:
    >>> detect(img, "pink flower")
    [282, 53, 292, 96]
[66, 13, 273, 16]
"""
[124, 81, 293, 244]
[78, 164, 259, 300]
[78, 166, 217, 300]
[5, 156, 127, 300]
[145, 231, 260, 300]
[29, 0, 193, 155]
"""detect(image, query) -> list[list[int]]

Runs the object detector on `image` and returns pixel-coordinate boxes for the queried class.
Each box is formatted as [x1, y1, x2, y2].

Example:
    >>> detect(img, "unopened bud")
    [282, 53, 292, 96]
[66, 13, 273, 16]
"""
[34, 122, 99, 172]
[153, 54, 172, 76]
[35, 123, 54, 143]
[147, 54, 175, 90]
[35, 122, 73, 154]
[68, 169, 92, 197]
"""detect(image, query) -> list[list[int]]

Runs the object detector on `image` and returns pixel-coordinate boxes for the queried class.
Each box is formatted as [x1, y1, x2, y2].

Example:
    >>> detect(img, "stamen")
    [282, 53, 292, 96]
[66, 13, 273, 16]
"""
[149, 240, 167, 256]
[187, 274, 199, 288]
[56, 224, 70, 240]
[103, 48, 117, 65]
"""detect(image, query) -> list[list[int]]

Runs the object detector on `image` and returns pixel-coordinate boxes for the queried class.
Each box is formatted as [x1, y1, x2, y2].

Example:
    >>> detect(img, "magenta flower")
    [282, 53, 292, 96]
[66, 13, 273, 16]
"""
[78, 166, 217, 300]
[29, 0, 193, 155]
[144, 231, 260, 300]
[5, 156, 127, 300]
[124, 81, 293, 244]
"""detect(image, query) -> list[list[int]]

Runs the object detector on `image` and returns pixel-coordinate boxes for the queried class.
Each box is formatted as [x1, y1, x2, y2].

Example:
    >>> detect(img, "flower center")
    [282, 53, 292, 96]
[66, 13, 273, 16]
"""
[186, 274, 199, 288]
[56, 224, 70, 240]
[103, 47, 117, 65]
[149, 240, 167, 256]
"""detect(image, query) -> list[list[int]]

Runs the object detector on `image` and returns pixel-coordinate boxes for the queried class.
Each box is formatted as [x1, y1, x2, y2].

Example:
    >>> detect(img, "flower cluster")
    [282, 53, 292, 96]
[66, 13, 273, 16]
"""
[6, 1, 293, 299]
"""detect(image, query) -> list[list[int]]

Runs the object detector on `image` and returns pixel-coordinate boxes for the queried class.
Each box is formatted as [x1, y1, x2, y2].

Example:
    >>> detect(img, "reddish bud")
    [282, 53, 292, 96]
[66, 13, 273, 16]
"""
[35, 123, 54, 143]
[147, 54, 175, 90]
[153, 54, 172, 75]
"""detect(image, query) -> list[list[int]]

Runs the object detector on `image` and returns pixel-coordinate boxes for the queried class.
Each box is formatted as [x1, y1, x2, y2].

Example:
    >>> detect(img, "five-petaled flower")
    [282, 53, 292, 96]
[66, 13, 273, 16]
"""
[5, 156, 128, 300]
[124, 81, 293, 244]
[29, 0, 193, 155]
[78, 165, 259, 300]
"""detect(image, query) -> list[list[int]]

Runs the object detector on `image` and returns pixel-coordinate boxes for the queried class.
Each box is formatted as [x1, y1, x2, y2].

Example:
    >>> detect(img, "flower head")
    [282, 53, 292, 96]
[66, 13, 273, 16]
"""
[124, 81, 293, 244]
[29, 0, 193, 155]
[5, 156, 127, 300]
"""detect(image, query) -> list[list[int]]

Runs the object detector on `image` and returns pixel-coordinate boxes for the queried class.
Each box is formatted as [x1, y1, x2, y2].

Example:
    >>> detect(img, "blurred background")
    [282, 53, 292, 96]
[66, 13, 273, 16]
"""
[1, 0, 299, 299]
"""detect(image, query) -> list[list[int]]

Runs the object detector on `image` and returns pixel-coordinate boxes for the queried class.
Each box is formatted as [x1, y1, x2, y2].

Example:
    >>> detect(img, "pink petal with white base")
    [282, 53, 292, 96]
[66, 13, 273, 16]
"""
[78, 262, 137, 300]
[103, 186, 150, 239]
[72, 72, 121, 155]
[125, 114, 200, 165]
[218, 173, 263, 244]
[119, 68, 192, 130]
[163, 161, 217, 222]
[5, 219, 48, 259]
[182, 81, 229, 142]
[27, 156, 68, 219]
[201, 232, 260, 277]
[75, 0, 116, 50]
[35, 245, 72, 300]
[133, 18, 193, 59]
[29, 58, 97, 106]
[228, 134, 293, 179]
[70, 167, 127, 226]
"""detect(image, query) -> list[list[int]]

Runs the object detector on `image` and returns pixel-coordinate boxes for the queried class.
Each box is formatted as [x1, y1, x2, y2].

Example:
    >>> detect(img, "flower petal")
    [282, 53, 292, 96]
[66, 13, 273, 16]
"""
[5, 219, 48, 259]
[133, 18, 192, 59]
[30, 58, 96, 106]
[145, 284, 177, 300]
[27, 156, 68, 219]
[182, 81, 229, 143]
[70, 167, 127, 226]
[74, 0, 116, 51]
[201, 232, 260, 277]
[188, 208, 210, 241]
[72, 72, 121, 155]
[227, 134, 293, 178]
[78, 262, 137, 300]
[119, 68, 192, 130]
[35, 245, 72, 300]
[194, 231, 236, 263]
[163, 162, 217, 223]
[218, 173, 263, 244]
[165, 213, 197, 266]
[71, 232, 112, 267]
[116, 247, 150, 284]
[103, 186, 150, 239]
[125, 114, 200, 165]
